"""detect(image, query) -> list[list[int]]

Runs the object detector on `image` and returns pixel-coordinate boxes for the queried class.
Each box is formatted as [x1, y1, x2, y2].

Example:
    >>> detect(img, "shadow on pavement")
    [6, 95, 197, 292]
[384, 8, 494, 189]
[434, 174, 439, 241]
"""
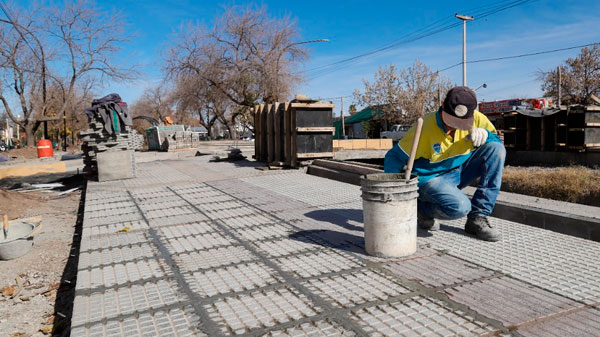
[438, 222, 472, 238]
[304, 209, 364, 232]
[52, 179, 86, 337]
[289, 229, 366, 255]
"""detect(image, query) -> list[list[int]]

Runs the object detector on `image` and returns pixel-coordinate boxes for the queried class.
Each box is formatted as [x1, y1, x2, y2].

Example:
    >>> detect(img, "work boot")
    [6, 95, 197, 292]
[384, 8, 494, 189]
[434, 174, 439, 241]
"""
[465, 216, 502, 241]
[417, 211, 438, 231]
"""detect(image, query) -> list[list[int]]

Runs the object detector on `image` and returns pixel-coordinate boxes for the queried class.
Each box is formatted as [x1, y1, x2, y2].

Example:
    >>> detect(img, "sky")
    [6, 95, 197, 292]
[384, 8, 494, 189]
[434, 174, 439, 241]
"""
[22, 0, 600, 114]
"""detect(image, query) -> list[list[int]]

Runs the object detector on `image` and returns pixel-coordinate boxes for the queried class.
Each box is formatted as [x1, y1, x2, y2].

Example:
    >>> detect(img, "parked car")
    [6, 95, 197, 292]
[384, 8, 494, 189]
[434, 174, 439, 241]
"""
[380, 124, 410, 141]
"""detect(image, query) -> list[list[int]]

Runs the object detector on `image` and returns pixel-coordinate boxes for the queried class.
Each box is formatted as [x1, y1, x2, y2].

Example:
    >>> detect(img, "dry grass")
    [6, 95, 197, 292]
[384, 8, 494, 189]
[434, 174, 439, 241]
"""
[502, 166, 600, 205]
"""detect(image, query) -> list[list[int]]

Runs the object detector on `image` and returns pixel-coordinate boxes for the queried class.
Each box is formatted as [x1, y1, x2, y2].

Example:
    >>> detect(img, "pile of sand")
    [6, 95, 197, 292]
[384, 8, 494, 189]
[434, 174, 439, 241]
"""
[0, 189, 39, 219]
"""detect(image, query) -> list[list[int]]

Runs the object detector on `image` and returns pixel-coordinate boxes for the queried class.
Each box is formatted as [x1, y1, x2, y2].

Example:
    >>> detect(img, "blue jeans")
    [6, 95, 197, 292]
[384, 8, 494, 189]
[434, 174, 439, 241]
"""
[418, 141, 506, 220]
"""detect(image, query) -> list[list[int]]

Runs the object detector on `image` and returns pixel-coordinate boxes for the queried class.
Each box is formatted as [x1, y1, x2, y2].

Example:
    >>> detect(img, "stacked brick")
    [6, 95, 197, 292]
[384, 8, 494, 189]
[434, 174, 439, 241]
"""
[79, 111, 137, 177]
[129, 130, 144, 151]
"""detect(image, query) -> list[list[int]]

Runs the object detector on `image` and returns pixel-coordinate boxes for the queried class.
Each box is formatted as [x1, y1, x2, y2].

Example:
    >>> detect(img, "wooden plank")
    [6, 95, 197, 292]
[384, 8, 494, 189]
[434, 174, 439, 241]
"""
[337, 139, 353, 150]
[296, 152, 334, 159]
[366, 139, 380, 149]
[266, 104, 274, 164]
[291, 105, 297, 168]
[296, 127, 335, 133]
[254, 104, 260, 160]
[312, 159, 381, 175]
[283, 103, 291, 166]
[274, 102, 281, 162]
[380, 138, 393, 149]
[352, 139, 367, 150]
[258, 104, 265, 161]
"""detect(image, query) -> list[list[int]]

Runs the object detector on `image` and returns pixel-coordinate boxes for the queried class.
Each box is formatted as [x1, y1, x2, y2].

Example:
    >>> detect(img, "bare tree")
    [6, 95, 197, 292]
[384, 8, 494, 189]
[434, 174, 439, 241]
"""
[130, 84, 173, 125]
[165, 5, 308, 134]
[171, 74, 231, 139]
[354, 61, 453, 126]
[0, 1, 136, 147]
[539, 45, 600, 105]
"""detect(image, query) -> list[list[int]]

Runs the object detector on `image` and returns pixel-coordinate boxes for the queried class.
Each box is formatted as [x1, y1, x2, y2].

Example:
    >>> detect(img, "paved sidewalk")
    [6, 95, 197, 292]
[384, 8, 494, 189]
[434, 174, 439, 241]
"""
[72, 157, 600, 336]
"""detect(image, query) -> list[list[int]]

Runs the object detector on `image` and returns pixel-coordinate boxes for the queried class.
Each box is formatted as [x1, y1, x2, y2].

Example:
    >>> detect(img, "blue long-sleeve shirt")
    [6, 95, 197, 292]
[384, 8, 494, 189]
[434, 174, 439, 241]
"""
[384, 109, 502, 186]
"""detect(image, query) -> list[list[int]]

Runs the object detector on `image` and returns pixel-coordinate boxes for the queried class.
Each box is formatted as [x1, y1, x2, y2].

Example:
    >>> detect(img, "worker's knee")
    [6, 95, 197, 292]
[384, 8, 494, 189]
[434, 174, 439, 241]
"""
[439, 195, 471, 219]
[480, 141, 506, 161]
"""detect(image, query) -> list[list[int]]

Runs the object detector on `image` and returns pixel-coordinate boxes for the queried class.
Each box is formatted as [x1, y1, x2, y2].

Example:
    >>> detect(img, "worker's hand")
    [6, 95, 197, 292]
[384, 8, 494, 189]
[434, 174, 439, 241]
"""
[469, 128, 488, 147]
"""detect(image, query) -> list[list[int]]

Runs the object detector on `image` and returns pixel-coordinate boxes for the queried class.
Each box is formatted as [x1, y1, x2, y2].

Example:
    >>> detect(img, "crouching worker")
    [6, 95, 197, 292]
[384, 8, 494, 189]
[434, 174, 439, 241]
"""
[384, 86, 505, 241]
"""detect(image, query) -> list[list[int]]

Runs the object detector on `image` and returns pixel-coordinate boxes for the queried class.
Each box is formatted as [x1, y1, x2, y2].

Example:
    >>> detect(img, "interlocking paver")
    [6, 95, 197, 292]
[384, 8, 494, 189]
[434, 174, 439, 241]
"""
[302, 269, 411, 308]
[73, 156, 600, 336]
[444, 276, 583, 327]
[350, 295, 496, 336]
[205, 286, 322, 335]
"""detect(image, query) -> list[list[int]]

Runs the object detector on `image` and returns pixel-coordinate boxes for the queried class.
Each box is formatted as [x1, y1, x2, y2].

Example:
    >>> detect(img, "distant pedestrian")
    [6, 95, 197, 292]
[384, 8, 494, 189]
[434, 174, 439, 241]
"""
[384, 86, 505, 241]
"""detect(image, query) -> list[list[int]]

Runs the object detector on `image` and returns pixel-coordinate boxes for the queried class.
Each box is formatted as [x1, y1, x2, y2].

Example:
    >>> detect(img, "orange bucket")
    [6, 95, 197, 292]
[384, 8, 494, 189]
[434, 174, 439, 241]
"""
[37, 139, 53, 158]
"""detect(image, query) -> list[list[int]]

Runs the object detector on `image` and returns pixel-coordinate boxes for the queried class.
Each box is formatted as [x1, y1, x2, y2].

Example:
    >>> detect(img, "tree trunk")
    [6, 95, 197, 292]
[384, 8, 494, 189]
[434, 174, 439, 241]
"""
[25, 124, 35, 148]
[225, 124, 234, 139]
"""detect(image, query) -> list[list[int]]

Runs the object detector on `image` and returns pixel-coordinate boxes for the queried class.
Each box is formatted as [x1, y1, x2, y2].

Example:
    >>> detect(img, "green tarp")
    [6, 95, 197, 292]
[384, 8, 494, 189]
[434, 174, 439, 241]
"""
[333, 107, 382, 139]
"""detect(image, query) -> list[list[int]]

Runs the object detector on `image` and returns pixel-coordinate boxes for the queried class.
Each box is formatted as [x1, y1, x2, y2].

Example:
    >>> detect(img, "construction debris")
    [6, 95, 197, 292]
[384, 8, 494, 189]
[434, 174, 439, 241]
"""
[11, 183, 81, 196]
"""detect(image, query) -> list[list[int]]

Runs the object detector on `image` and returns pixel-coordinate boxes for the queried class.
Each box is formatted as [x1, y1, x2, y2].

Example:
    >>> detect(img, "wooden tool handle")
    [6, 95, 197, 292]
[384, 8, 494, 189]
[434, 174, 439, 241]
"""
[405, 117, 424, 182]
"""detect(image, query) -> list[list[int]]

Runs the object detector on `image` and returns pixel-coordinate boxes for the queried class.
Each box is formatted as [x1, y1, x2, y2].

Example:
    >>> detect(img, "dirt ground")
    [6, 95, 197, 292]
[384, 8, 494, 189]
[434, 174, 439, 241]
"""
[2, 147, 39, 160]
[0, 175, 83, 337]
[2, 145, 81, 161]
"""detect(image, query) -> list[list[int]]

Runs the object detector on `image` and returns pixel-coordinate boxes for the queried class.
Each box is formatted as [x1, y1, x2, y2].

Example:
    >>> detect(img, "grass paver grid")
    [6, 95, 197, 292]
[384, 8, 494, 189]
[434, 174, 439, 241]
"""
[72, 158, 600, 336]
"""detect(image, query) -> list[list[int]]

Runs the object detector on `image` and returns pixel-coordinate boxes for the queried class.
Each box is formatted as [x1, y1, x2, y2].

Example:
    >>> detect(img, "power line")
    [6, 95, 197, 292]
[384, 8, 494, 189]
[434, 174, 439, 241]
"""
[324, 41, 597, 101]
[304, 0, 537, 80]
[318, 94, 353, 101]
[467, 42, 599, 64]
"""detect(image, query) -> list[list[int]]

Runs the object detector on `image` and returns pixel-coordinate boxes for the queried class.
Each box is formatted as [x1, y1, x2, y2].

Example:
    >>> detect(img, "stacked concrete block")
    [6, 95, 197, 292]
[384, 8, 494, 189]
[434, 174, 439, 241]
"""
[173, 130, 194, 149]
[128, 129, 144, 151]
[79, 109, 136, 179]
[191, 132, 200, 147]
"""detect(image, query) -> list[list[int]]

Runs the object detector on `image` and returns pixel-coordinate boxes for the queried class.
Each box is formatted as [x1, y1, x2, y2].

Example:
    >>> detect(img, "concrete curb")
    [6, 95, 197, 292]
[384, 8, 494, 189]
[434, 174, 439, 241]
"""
[463, 186, 600, 242]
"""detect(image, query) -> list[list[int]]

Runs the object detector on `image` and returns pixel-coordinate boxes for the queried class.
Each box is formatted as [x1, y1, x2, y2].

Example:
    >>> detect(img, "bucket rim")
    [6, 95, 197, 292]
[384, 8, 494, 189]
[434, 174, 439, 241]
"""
[361, 173, 418, 184]
[0, 222, 36, 244]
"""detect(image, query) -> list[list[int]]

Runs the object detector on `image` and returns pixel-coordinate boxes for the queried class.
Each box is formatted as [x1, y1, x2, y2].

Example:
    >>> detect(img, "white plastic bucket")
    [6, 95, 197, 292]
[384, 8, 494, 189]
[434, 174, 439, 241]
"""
[361, 173, 419, 258]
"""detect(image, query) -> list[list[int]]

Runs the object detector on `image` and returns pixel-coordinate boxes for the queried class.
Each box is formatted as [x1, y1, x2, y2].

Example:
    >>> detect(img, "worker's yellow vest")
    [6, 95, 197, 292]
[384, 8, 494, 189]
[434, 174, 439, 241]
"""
[384, 110, 500, 185]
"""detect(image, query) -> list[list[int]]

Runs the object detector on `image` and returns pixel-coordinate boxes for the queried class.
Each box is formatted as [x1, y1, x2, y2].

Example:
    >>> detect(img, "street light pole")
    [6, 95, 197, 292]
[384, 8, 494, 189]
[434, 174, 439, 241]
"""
[455, 14, 474, 87]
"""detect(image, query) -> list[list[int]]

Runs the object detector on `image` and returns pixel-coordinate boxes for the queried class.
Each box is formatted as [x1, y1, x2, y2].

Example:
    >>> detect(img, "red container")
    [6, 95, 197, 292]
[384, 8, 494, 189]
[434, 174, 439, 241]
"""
[37, 139, 53, 158]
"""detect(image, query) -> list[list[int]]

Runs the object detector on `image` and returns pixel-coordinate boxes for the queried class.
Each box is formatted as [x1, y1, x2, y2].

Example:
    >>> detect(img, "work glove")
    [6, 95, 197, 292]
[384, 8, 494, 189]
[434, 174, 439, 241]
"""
[469, 128, 488, 147]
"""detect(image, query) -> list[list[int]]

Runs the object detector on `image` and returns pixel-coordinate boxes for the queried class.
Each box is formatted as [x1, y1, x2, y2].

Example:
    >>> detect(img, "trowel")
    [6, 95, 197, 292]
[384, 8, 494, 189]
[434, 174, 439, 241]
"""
[404, 117, 424, 181]
[3, 215, 8, 240]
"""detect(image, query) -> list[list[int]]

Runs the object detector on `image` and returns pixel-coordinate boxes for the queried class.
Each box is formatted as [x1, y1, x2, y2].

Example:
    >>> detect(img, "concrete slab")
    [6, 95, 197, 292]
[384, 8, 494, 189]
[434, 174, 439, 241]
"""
[73, 156, 600, 336]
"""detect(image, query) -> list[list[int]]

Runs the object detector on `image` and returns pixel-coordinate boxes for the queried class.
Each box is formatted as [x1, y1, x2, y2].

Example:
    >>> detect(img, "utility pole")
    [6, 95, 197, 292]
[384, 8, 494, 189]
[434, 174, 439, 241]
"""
[455, 14, 474, 86]
[340, 96, 345, 138]
[62, 112, 67, 151]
